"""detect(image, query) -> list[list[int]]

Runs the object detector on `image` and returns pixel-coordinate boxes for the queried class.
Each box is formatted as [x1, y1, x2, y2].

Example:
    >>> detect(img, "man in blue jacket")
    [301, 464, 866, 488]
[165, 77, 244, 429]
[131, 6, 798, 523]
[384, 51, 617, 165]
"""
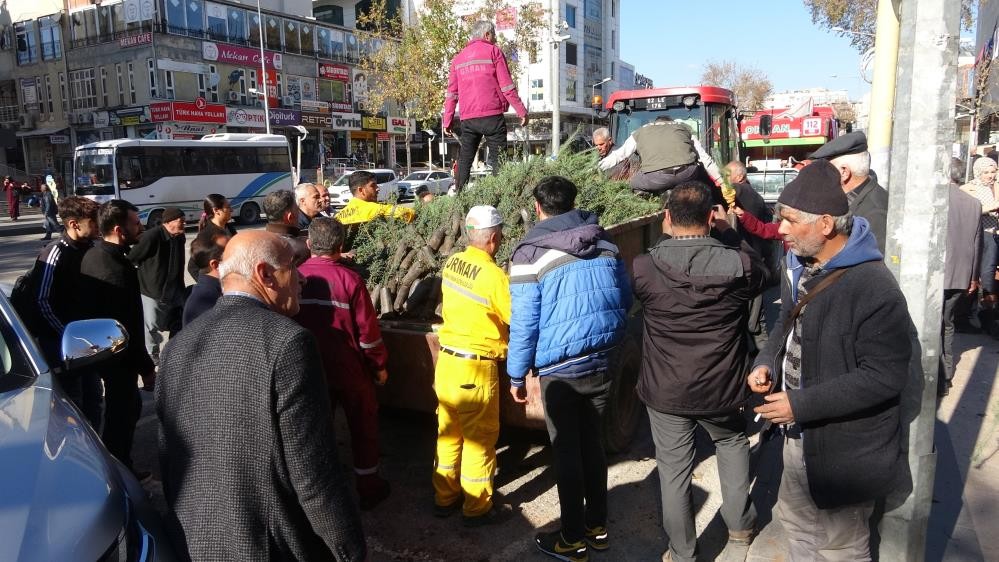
[508, 176, 631, 562]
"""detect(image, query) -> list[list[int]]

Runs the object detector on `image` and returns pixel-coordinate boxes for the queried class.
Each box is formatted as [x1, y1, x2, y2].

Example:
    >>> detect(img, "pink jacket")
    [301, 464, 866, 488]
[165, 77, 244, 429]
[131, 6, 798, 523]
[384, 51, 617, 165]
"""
[443, 39, 527, 129]
[295, 257, 387, 385]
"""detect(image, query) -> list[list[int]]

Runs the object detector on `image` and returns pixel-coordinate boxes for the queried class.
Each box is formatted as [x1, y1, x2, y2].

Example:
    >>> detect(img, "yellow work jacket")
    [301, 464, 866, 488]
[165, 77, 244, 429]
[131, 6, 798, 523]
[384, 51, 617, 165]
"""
[438, 246, 511, 359]
[335, 197, 415, 225]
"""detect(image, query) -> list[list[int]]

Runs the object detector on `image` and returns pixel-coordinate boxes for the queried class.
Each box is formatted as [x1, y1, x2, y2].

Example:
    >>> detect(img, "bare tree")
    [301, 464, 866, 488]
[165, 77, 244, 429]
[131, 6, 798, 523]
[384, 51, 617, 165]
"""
[700, 60, 773, 112]
[804, 0, 975, 52]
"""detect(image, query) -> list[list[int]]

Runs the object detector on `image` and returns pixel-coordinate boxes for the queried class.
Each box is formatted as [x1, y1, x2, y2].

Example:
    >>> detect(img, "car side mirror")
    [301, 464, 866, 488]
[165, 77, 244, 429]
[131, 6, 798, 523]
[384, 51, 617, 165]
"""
[61, 319, 128, 371]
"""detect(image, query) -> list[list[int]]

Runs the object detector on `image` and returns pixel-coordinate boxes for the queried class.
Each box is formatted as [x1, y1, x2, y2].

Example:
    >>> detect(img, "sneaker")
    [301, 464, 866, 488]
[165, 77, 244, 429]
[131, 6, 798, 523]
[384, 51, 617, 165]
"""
[728, 528, 756, 546]
[536, 530, 588, 562]
[584, 526, 608, 551]
[432, 498, 462, 518]
[462, 503, 514, 528]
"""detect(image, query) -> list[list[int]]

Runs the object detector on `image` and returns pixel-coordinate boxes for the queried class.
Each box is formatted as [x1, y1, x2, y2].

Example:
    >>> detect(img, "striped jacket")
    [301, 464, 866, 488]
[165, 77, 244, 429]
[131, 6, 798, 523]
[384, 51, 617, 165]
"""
[507, 210, 631, 386]
[294, 256, 388, 383]
[443, 38, 527, 129]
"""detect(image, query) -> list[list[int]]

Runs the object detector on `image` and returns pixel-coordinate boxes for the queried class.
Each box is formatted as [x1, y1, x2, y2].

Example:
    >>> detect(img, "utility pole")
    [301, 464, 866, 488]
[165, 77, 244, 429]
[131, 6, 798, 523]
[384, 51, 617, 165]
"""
[549, 9, 569, 156]
[880, 0, 960, 559]
[867, 0, 901, 187]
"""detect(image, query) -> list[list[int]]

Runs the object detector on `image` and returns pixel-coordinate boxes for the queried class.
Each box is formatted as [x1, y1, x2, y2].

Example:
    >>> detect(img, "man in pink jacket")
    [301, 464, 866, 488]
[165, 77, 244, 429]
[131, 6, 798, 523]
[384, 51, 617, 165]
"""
[443, 21, 528, 192]
[295, 216, 391, 510]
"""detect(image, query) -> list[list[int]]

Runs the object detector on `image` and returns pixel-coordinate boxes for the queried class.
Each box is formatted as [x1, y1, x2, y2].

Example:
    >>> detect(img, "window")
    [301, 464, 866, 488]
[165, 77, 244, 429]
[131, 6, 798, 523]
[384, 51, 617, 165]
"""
[237, 69, 248, 105]
[610, 62, 615, 80]
[147, 59, 158, 98]
[249, 12, 262, 47]
[166, 0, 186, 34]
[39, 16, 62, 61]
[611, 0, 616, 17]
[228, 6, 247, 44]
[566, 79, 576, 102]
[331, 29, 345, 60]
[208, 64, 219, 102]
[314, 5, 344, 26]
[59, 72, 68, 111]
[299, 23, 313, 56]
[70, 68, 98, 110]
[165, 70, 175, 100]
[116, 64, 125, 105]
[97, 4, 114, 41]
[127, 62, 136, 104]
[198, 72, 208, 99]
[186, 0, 205, 36]
[284, 19, 300, 54]
[15, 21, 38, 65]
[45, 75, 53, 113]
[565, 42, 577, 66]
[565, 5, 576, 28]
[265, 17, 282, 51]
[101, 67, 109, 106]
[530, 78, 544, 101]
[206, 2, 227, 41]
[612, 30, 616, 51]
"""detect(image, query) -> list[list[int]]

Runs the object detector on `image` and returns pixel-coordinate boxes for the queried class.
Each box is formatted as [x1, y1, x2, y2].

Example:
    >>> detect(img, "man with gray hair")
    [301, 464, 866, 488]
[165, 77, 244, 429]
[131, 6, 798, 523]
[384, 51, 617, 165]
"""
[264, 189, 309, 265]
[157, 230, 367, 561]
[809, 131, 890, 252]
[295, 217, 391, 510]
[748, 161, 911, 560]
[443, 20, 528, 192]
[296, 182, 323, 230]
[593, 127, 629, 179]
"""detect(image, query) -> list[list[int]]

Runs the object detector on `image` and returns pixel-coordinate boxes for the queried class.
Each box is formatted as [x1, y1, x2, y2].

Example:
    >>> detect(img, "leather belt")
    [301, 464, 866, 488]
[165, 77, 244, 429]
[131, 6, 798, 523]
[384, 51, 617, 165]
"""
[440, 346, 496, 362]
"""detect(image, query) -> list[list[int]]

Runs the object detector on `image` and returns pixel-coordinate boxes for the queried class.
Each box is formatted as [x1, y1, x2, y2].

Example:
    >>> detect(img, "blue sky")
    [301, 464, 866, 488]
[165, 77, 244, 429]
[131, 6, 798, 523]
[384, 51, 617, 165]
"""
[619, 0, 872, 101]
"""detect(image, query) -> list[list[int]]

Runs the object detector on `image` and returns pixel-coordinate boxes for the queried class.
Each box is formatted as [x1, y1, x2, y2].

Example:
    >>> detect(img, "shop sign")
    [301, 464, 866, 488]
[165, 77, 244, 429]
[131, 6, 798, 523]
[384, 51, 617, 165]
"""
[92, 111, 111, 128]
[156, 123, 218, 140]
[387, 116, 413, 135]
[150, 102, 173, 122]
[20, 79, 37, 105]
[226, 107, 266, 128]
[109, 106, 149, 126]
[119, 32, 152, 49]
[802, 117, 823, 137]
[301, 98, 352, 114]
[202, 41, 282, 70]
[301, 111, 362, 130]
[376, 132, 390, 141]
[269, 109, 301, 127]
[362, 116, 386, 131]
[49, 134, 70, 144]
[318, 62, 351, 82]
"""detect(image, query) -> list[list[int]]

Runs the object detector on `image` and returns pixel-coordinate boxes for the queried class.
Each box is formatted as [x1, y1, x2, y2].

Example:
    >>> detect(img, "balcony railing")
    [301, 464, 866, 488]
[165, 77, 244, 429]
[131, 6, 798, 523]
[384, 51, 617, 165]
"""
[0, 105, 19, 124]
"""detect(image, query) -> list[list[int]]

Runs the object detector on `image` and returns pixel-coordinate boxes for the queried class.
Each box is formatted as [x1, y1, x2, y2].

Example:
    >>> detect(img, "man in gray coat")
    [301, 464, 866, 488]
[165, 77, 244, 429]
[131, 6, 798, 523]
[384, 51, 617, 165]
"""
[810, 131, 890, 252]
[941, 183, 982, 395]
[156, 230, 366, 562]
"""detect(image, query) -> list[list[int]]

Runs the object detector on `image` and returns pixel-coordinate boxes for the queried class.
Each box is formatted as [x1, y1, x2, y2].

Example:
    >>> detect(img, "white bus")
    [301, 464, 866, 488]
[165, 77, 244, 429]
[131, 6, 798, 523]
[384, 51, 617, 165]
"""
[73, 134, 294, 227]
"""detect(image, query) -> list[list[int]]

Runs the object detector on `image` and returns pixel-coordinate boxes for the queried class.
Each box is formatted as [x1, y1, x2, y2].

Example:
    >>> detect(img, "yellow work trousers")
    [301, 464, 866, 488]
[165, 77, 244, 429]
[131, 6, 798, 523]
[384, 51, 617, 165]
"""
[432, 352, 500, 517]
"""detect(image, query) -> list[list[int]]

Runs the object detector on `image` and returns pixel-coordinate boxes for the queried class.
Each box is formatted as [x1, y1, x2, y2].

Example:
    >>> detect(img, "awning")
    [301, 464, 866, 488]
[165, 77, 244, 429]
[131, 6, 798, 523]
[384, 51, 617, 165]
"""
[16, 127, 68, 138]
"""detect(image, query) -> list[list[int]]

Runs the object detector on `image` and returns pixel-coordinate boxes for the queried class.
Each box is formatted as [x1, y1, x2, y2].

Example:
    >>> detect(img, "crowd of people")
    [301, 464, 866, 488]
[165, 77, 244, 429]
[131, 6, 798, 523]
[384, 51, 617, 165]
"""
[7, 17, 986, 561]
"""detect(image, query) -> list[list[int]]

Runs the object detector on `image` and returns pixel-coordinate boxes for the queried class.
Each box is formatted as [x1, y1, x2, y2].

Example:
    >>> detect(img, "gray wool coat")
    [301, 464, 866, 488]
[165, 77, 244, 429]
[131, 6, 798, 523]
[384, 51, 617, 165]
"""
[156, 295, 366, 562]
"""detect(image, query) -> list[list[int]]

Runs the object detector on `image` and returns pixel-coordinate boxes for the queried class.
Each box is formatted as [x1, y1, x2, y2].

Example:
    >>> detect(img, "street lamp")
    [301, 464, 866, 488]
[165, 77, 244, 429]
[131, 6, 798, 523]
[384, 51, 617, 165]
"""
[254, 0, 271, 134]
[549, 17, 570, 156]
[589, 77, 611, 127]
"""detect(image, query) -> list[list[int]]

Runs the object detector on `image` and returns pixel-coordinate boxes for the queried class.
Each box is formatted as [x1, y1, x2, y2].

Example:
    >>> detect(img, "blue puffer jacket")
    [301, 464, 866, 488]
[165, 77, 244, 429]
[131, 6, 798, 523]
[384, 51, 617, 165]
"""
[507, 210, 631, 386]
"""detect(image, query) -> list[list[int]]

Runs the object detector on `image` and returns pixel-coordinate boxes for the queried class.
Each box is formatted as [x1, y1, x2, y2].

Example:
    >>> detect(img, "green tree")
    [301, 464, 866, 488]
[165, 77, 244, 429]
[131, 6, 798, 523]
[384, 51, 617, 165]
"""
[356, 0, 545, 173]
[804, 0, 975, 52]
[700, 60, 773, 112]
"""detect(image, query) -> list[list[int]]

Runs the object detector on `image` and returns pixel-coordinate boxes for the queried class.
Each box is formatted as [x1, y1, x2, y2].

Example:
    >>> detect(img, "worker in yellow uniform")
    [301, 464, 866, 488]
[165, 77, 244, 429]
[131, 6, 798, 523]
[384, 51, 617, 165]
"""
[335, 170, 416, 225]
[433, 205, 513, 527]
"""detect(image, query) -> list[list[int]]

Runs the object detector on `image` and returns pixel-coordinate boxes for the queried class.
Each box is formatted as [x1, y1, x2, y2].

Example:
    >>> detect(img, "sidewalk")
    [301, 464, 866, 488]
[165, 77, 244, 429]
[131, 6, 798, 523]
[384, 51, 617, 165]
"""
[746, 331, 999, 561]
[0, 213, 53, 238]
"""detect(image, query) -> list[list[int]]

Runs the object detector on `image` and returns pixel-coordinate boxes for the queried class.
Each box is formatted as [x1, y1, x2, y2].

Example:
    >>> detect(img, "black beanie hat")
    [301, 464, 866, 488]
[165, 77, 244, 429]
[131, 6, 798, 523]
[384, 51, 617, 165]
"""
[777, 160, 848, 216]
[161, 207, 185, 223]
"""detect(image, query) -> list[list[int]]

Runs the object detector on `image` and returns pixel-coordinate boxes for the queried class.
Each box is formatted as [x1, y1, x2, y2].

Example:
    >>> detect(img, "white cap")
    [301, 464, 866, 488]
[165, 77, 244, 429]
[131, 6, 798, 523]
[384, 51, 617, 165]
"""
[465, 205, 503, 230]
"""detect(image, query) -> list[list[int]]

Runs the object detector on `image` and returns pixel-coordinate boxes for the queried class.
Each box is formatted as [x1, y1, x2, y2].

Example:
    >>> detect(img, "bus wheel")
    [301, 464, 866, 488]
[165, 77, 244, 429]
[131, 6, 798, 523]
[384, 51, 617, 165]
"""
[602, 335, 642, 454]
[146, 209, 163, 229]
[237, 202, 260, 225]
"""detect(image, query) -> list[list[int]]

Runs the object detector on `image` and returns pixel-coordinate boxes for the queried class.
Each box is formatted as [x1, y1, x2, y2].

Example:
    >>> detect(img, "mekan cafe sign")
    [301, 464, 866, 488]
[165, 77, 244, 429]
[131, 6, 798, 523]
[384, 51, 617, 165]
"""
[202, 41, 283, 71]
[150, 97, 226, 124]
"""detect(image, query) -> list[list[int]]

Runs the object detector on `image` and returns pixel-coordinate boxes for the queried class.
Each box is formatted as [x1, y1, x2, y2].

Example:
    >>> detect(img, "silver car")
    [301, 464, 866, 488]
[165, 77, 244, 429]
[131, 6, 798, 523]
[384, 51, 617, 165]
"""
[396, 171, 453, 201]
[0, 291, 176, 562]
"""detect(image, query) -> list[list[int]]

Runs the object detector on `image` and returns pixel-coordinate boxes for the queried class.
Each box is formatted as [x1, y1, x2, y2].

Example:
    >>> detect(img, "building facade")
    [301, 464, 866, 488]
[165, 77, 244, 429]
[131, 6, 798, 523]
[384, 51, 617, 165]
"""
[0, 0, 414, 184]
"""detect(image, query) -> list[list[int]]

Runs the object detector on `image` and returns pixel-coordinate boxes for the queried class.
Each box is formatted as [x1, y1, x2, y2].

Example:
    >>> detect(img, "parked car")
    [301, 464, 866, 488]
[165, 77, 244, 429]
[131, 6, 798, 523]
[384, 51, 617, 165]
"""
[327, 169, 400, 209]
[396, 171, 453, 201]
[747, 169, 798, 206]
[0, 288, 177, 561]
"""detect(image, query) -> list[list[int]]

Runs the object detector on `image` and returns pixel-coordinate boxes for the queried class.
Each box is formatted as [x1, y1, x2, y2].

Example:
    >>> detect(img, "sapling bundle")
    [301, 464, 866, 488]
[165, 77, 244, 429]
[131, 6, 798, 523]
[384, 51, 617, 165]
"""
[350, 149, 660, 320]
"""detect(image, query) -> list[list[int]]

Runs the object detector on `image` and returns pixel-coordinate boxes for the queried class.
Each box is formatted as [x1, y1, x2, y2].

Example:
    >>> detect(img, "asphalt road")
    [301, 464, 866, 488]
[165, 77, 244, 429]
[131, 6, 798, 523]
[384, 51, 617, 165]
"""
[1, 224, 768, 562]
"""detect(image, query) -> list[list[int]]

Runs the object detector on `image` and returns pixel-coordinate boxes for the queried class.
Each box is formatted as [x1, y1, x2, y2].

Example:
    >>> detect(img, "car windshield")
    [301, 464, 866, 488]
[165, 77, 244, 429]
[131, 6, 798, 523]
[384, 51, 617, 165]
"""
[333, 174, 351, 186]
[612, 107, 705, 146]
[74, 148, 116, 196]
[403, 173, 430, 181]
[748, 171, 797, 202]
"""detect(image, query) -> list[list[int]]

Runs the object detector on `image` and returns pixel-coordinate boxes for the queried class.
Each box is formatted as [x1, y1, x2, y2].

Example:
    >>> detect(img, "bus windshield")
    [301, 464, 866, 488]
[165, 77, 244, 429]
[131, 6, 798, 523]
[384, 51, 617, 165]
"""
[612, 107, 706, 145]
[74, 148, 116, 196]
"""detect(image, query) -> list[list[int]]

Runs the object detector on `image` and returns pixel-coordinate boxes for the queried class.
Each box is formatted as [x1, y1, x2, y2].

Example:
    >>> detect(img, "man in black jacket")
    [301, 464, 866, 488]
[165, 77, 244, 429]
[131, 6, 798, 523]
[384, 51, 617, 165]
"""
[632, 182, 767, 562]
[263, 189, 310, 266]
[80, 200, 156, 475]
[157, 230, 366, 561]
[129, 207, 186, 358]
[749, 161, 911, 560]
